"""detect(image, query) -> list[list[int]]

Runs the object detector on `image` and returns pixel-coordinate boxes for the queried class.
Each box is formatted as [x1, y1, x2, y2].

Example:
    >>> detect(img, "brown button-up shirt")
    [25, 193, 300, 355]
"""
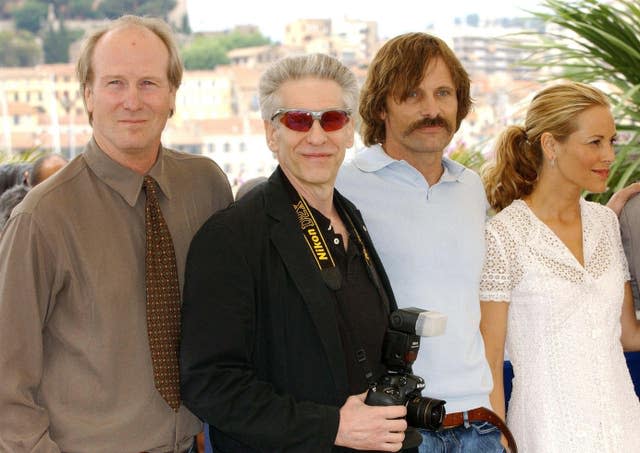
[0, 139, 232, 452]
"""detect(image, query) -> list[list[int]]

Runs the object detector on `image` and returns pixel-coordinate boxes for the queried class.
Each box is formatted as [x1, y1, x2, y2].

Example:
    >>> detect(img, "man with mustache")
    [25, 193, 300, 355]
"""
[336, 33, 511, 452]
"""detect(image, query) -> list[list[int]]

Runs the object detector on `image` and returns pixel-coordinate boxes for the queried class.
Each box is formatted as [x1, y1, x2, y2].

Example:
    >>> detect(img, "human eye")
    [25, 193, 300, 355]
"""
[589, 138, 602, 146]
[107, 79, 122, 86]
[436, 88, 453, 97]
[404, 89, 421, 102]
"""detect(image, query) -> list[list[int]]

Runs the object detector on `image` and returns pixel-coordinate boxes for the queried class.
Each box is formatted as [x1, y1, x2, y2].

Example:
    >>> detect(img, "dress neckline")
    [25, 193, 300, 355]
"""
[514, 198, 587, 270]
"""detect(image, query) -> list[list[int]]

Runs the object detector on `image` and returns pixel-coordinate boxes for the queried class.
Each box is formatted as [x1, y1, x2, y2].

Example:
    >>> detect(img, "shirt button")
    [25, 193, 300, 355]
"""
[334, 238, 340, 245]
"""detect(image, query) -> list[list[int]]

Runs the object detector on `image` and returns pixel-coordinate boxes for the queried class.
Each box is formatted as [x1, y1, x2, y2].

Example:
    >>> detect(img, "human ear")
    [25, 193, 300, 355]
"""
[264, 120, 278, 153]
[540, 132, 557, 163]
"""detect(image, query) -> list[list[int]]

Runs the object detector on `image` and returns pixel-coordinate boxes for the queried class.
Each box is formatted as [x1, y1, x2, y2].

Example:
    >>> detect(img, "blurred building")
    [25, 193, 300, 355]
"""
[284, 17, 378, 65]
[1, 13, 545, 193]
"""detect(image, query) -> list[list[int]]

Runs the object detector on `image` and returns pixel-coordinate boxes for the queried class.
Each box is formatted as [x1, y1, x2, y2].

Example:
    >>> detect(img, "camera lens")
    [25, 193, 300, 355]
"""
[406, 395, 446, 431]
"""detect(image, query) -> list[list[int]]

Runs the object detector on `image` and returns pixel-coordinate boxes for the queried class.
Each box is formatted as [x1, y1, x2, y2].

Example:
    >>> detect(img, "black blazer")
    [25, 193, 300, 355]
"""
[180, 169, 398, 452]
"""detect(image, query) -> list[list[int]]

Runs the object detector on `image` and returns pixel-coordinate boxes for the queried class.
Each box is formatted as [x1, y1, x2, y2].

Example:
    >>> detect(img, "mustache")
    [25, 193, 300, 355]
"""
[404, 116, 453, 136]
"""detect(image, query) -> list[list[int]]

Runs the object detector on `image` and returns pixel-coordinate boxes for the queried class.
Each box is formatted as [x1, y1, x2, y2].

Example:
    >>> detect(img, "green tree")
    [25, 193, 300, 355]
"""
[182, 31, 271, 70]
[67, 0, 99, 19]
[219, 30, 270, 49]
[137, 0, 176, 18]
[43, 23, 84, 63]
[522, 0, 640, 203]
[448, 142, 486, 173]
[97, 0, 134, 19]
[12, 0, 48, 34]
[182, 36, 229, 70]
[180, 13, 191, 34]
[0, 30, 41, 66]
[97, 0, 176, 20]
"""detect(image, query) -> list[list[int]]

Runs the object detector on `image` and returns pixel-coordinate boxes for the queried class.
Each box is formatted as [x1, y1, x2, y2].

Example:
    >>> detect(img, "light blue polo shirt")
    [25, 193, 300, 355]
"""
[336, 144, 492, 413]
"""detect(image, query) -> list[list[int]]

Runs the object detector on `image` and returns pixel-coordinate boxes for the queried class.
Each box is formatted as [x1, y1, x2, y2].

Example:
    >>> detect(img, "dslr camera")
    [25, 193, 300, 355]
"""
[365, 307, 447, 448]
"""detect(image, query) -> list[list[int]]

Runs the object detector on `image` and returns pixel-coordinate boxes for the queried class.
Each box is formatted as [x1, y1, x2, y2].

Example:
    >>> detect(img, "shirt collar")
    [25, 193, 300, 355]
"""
[352, 143, 466, 183]
[83, 137, 172, 207]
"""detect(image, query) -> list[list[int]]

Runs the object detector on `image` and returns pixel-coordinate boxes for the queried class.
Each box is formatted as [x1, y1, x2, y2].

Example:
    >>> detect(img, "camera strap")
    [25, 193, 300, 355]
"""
[283, 174, 342, 290]
[280, 169, 389, 386]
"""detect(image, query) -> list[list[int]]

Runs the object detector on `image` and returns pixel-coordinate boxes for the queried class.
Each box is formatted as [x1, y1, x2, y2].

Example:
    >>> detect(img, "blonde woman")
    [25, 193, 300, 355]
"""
[480, 82, 640, 452]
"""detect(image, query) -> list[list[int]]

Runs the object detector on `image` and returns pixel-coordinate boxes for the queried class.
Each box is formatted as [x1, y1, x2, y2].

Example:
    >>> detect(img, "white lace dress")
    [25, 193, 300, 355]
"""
[480, 199, 640, 453]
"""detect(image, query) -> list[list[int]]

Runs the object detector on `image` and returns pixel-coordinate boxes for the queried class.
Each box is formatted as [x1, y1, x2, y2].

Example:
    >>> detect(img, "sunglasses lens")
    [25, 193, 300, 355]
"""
[278, 110, 350, 132]
[320, 110, 349, 132]
[280, 111, 313, 132]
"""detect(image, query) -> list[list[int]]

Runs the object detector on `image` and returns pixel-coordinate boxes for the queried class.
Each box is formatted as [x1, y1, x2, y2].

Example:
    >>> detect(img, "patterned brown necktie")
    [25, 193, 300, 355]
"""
[143, 175, 181, 412]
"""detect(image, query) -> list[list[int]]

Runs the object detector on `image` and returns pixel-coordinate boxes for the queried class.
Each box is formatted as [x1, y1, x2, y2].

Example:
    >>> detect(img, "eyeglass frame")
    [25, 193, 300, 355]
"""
[269, 108, 353, 131]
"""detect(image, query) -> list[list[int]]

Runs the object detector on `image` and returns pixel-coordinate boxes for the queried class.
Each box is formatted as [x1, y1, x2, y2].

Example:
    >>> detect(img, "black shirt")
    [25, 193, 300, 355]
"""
[313, 206, 389, 394]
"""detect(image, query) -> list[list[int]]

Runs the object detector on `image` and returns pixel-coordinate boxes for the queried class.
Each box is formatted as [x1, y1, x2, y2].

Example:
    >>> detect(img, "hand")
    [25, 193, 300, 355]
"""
[334, 392, 407, 452]
[606, 182, 640, 216]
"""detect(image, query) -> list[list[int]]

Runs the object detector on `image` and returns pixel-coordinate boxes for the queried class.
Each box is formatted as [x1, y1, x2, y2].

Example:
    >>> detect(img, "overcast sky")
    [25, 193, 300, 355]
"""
[187, 0, 544, 41]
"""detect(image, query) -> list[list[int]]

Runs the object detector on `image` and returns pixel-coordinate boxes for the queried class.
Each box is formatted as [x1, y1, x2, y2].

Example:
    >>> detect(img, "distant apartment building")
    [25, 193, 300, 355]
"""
[174, 69, 235, 121]
[227, 45, 290, 68]
[0, 64, 90, 156]
[448, 19, 542, 80]
[1, 13, 546, 192]
[284, 18, 378, 65]
[0, 62, 275, 190]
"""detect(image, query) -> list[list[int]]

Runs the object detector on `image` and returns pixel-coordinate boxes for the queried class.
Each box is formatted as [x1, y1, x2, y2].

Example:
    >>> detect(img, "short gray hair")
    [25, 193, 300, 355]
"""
[258, 53, 358, 120]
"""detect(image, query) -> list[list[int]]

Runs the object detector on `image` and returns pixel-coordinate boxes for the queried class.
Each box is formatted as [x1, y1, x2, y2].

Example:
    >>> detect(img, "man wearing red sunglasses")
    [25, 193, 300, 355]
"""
[337, 33, 515, 453]
[180, 54, 408, 452]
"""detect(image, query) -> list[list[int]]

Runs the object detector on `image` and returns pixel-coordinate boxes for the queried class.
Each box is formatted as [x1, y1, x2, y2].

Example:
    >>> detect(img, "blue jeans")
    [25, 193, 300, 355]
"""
[418, 422, 505, 453]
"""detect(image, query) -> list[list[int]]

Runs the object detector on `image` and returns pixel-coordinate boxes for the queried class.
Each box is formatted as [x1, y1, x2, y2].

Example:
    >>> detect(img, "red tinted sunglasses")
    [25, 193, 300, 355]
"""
[271, 108, 351, 132]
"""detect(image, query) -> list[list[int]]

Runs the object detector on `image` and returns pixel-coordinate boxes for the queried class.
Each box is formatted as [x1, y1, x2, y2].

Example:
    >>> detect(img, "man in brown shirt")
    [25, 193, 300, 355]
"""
[0, 15, 232, 452]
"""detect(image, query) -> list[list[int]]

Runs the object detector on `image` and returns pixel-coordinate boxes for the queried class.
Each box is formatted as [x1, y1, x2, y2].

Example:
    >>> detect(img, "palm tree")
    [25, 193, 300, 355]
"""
[519, 0, 640, 203]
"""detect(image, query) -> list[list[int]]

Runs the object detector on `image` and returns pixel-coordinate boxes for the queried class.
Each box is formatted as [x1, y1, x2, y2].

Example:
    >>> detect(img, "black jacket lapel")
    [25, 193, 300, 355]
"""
[265, 172, 348, 394]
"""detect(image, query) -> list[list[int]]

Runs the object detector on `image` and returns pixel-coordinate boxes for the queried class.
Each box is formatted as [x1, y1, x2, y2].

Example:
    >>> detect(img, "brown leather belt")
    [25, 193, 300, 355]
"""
[442, 406, 518, 453]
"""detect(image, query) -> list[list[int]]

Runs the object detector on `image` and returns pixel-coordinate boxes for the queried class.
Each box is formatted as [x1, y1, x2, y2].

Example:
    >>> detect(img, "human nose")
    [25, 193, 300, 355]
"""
[419, 94, 439, 118]
[603, 140, 616, 164]
[122, 86, 142, 111]
[306, 120, 328, 145]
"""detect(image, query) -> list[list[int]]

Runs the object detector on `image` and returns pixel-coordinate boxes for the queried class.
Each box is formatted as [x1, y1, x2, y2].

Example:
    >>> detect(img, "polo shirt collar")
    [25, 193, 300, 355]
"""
[83, 137, 172, 207]
[352, 143, 466, 183]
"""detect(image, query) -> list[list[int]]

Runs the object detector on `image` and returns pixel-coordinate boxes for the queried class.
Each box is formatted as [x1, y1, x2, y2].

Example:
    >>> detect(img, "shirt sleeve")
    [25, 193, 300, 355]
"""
[611, 206, 631, 282]
[179, 219, 339, 451]
[0, 212, 61, 452]
[479, 220, 514, 303]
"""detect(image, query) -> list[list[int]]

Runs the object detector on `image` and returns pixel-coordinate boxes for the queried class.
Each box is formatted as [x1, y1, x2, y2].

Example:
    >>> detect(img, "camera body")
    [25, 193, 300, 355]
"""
[366, 307, 447, 442]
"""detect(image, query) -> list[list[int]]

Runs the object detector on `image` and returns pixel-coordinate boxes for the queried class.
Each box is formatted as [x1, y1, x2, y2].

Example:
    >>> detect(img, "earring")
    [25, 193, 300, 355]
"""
[549, 156, 556, 167]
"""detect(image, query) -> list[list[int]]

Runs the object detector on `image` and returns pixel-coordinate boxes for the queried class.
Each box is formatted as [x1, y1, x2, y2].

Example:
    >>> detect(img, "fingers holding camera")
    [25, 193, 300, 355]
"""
[334, 392, 408, 451]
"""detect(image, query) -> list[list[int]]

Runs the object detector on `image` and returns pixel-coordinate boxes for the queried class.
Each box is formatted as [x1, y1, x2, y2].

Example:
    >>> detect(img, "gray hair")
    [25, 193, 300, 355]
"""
[258, 53, 358, 120]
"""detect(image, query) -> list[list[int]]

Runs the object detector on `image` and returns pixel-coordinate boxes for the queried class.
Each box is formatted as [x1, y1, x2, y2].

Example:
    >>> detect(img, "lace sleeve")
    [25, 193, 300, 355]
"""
[609, 207, 631, 281]
[480, 220, 515, 302]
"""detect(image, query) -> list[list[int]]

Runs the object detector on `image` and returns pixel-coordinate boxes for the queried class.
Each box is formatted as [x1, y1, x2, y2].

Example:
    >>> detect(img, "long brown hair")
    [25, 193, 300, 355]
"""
[359, 32, 471, 146]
